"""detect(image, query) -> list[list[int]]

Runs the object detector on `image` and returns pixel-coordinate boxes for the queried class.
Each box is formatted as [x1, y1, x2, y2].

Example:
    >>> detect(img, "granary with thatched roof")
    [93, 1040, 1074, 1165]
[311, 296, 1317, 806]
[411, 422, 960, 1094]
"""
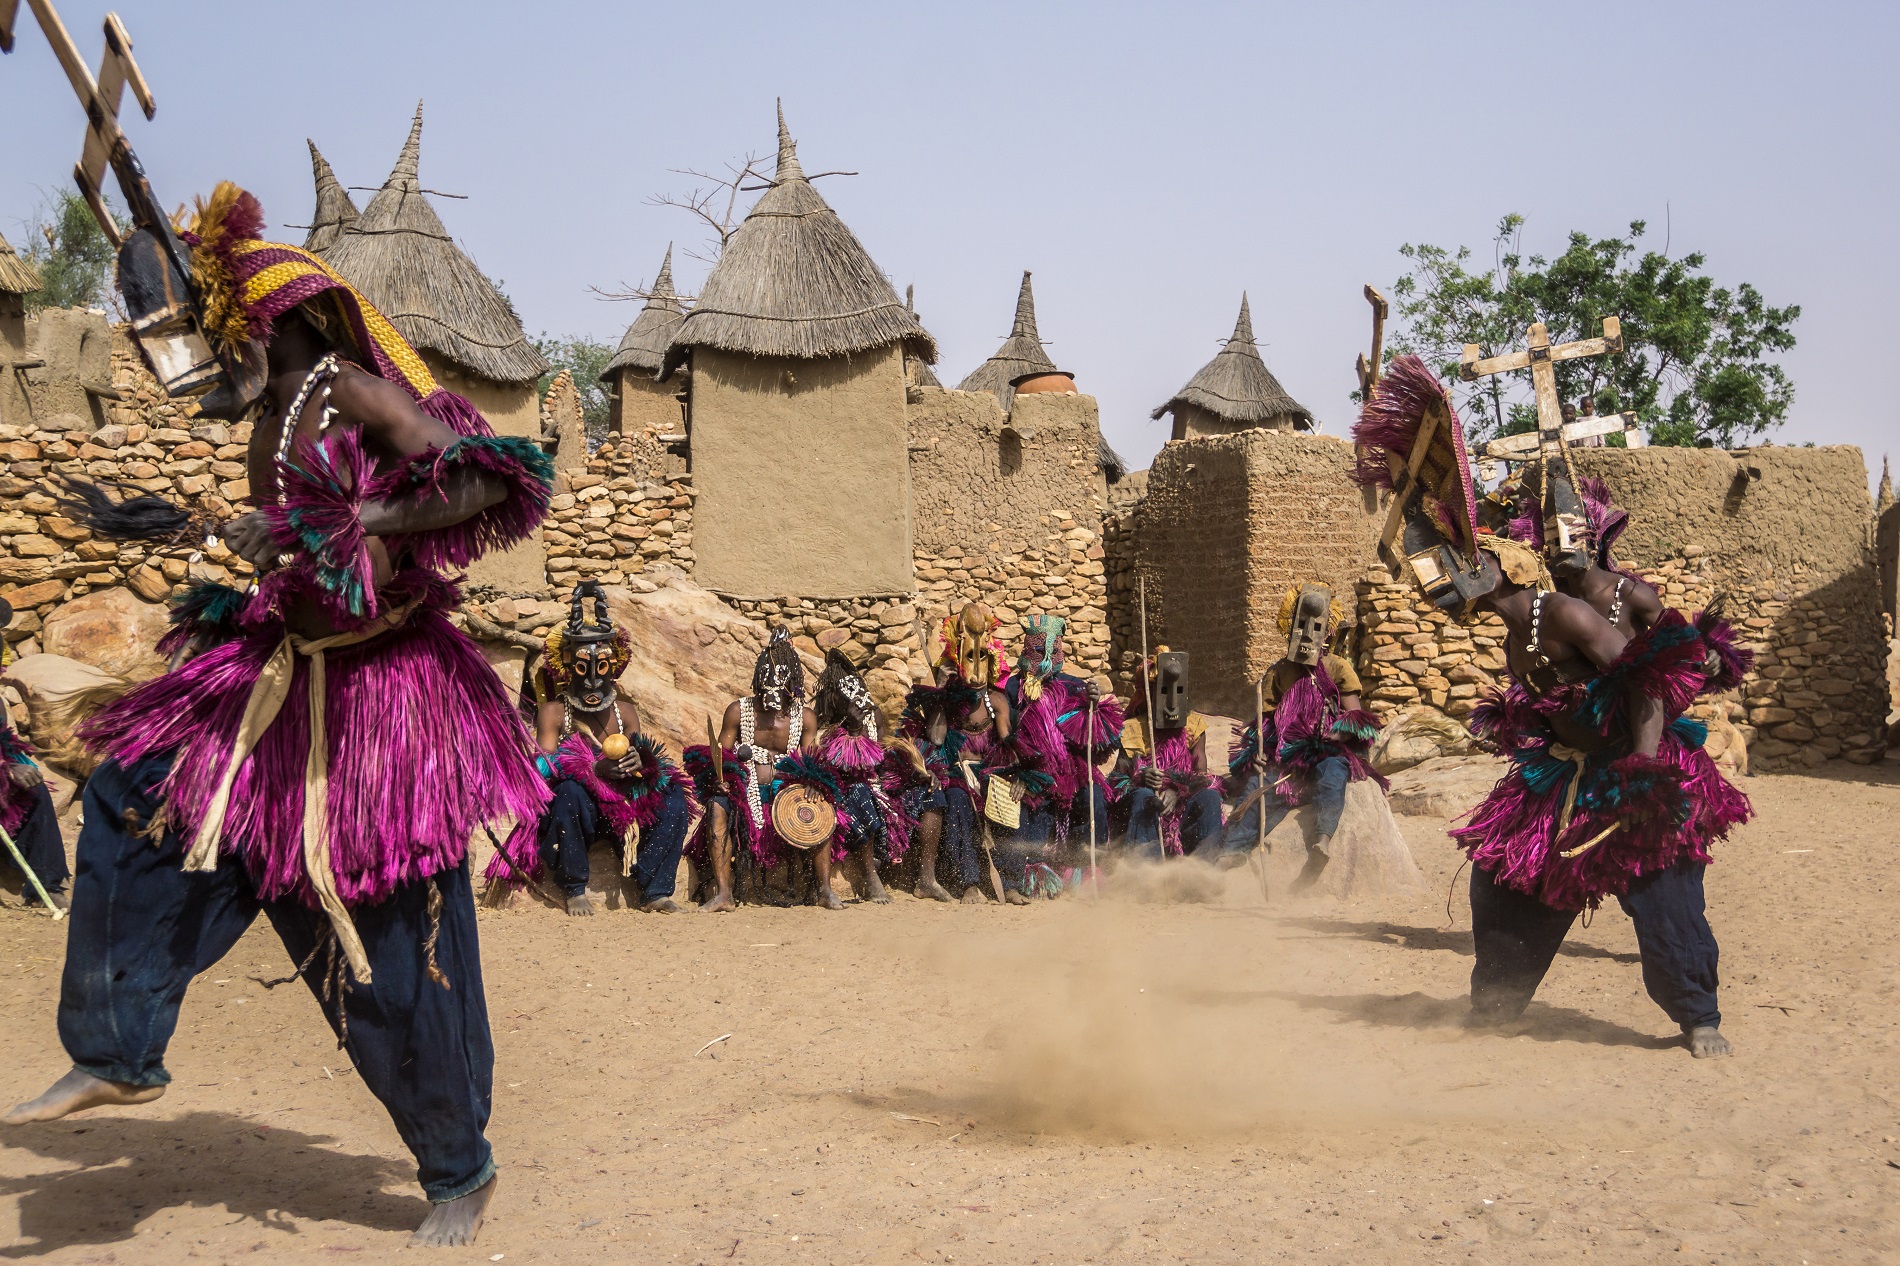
[665, 103, 935, 599]
[320, 102, 549, 590]
[302, 141, 359, 255]
[600, 244, 686, 438]
[1151, 294, 1311, 441]
[956, 271, 1058, 412]
[0, 227, 44, 428]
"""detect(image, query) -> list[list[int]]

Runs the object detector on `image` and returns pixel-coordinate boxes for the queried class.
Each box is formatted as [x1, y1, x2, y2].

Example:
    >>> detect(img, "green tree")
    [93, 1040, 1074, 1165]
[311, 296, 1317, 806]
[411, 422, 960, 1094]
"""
[532, 333, 615, 444]
[1386, 216, 1799, 449]
[22, 189, 126, 315]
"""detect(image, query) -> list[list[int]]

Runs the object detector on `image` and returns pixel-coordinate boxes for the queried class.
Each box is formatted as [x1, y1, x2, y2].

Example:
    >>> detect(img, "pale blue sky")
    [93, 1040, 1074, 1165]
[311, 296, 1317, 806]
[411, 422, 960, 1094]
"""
[3, 1, 1891, 485]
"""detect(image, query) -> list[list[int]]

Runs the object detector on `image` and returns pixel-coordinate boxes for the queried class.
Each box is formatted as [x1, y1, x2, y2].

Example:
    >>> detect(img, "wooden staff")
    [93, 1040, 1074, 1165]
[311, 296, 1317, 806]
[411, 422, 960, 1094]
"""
[1253, 680, 1271, 904]
[1085, 699, 1098, 899]
[1137, 576, 1157, 738]
[0, 820, 63, 920]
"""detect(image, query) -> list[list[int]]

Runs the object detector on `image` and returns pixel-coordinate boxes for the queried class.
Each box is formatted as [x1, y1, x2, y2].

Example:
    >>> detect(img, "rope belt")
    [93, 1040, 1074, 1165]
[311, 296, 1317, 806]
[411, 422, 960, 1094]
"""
[1548, 743, 1619, 860]
[183, 601, 421, 984]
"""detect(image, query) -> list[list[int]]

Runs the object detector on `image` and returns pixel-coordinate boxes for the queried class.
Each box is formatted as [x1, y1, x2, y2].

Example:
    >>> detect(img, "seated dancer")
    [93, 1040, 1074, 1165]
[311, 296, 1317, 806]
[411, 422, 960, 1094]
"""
[1113, 647, 1222, 860]
[898, 603, 1012, 902]
[486, 581, 694, 916]
[1352, 355, 1750, 1058]
[1000, 615, 1121, 898]
[4, 188, 552, 1246]
[777, 630, 921, 905]
[1218, 584, 1385, 890]
[0, 604, 68, 910]
[684, 628, 819, 910]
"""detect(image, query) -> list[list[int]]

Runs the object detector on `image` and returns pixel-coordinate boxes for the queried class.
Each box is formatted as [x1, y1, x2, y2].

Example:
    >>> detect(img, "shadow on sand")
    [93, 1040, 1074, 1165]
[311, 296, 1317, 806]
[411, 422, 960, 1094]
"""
[1274, 915, 1643, 965]
[0, 1110, 421, 1257]
[1180, 986, 1676, 1051]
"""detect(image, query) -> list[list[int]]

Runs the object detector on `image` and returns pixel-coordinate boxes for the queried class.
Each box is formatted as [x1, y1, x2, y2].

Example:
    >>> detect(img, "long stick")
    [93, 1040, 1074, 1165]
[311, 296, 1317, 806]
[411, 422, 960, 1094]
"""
[1253, 682, 1271, 904]
[1137, 576, 1157, 739]
[1085, 700, 1098, 900]
[0, 819, 63, 920]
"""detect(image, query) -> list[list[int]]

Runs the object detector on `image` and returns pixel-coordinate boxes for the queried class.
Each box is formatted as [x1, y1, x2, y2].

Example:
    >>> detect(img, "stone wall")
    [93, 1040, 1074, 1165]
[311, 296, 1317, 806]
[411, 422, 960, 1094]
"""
[1355, 446, 1888, 771]
[906, 386, 1110, 679]
[517, 424, 696, 600]
[1131, 430, 1383, 718]
[1, 334, 257, 660]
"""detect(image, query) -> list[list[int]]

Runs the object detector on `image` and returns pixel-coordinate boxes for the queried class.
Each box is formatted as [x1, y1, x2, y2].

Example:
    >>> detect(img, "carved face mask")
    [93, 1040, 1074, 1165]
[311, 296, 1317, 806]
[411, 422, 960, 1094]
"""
[1285, 586, 1332, 667]
[115, 223, 268, 420]
[753, 628, 804, 714]
[1152, 649, 1189, 728]
[565, 641, 616, 712]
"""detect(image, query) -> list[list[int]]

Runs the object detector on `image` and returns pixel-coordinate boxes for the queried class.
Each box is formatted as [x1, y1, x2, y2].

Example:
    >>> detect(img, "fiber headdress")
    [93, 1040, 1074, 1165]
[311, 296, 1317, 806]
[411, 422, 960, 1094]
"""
[1017, 614, 1066, 681]
[542, 579, 632, 690]
[179, 182, 492, 438]
[1351, 355, 1496, 611]
[935, 603, 1004, 688]
[1276, 583, 1347, 635]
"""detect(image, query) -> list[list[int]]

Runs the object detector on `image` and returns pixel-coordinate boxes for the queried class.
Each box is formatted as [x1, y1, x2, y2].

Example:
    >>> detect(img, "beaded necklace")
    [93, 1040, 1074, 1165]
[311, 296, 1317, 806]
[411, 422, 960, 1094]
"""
[1521, 589, 1553, 671]
[560, 692, 624, 743]
[270, 353, 341, 503]
[738, 697, 801, 829]
[1605, 576, 1629, 629]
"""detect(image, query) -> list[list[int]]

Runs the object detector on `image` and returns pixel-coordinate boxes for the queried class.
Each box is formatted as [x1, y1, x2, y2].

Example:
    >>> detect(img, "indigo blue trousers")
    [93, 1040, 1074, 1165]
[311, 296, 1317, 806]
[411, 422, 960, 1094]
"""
[1220, 756, 1349, 855]
[537, 776, 691, 901]
[1124, 786, 1225, 859]
[2, 777, 68, 896]
[56, 754, 496, 1203]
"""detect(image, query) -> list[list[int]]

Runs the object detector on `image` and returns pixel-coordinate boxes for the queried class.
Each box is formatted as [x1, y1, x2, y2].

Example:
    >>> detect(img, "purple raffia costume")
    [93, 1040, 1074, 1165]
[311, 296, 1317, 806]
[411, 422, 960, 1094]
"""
[55, 188, 552, 1206]
[1352, 355, 1751, 1037]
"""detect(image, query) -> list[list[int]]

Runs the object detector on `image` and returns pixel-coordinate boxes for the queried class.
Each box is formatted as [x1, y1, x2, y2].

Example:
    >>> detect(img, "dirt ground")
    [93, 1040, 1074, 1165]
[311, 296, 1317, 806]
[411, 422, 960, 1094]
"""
[2, 763, 1898, 1265]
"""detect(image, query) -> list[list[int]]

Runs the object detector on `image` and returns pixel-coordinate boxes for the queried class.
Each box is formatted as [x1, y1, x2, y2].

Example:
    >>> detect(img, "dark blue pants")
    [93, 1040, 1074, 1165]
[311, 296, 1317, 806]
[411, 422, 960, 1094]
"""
[1468, 860, 1721, 1032]
[57, 755, 496, 1203]
[537, 776, 691, 901]
[839, 781, 889, 862]
[1003, 784, 1110, 889]
[905, 784, 979, 888]
[3, 778, 68, 896]
[1221, 757, 1349, 854]
[1125, 786, 1225, 859]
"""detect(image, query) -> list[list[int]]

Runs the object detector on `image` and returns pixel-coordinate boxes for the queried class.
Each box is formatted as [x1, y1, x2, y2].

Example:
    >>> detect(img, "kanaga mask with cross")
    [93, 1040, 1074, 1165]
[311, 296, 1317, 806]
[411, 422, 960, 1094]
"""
[543, 580, 629, 713]
[1349, 355, 1501, 614]
[754, 627, 805, 715]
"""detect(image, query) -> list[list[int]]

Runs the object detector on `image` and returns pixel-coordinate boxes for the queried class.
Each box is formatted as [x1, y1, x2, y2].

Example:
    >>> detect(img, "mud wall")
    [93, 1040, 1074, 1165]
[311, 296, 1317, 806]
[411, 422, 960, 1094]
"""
[609, 368, 683, 439]
[689, 344, 914, 598]
[1132, 431, 1382, 718]
[906, 386, 1110, 679]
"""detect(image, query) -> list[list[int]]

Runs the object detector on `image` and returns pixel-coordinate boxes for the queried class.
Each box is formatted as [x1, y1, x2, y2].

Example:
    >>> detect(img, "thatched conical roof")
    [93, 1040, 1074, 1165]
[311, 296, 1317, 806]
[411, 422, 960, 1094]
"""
[303, 141, 359, 256]
[1150, 294, 1310, 430]
[601, 244, 686, 382]
[0, 227, 42, 295]
[905, 284, 941, 387]
[664, 102, 935, 372]
[323, 102, 546, 385]
[956, 270, 1058, 410]
[1098, 436, 1128, 483]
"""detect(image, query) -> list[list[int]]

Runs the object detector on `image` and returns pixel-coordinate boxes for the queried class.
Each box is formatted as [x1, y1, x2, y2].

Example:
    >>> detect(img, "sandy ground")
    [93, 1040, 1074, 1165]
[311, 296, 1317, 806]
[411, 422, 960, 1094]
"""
[2, 764, 1898, 1265]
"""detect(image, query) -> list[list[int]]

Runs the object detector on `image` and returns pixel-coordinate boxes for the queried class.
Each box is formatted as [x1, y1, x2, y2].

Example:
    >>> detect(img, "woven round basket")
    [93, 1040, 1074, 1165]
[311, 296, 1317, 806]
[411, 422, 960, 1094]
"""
[771, 784, 836, 850]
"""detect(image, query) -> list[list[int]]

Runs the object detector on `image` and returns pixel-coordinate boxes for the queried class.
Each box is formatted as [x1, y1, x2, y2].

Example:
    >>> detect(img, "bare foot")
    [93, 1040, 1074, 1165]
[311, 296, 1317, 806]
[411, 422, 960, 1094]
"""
[1004, 889, 1031, 906]
[960, 886, 991, 905]
[814, 887, 845, 911]
[700, 891, 736, 913]
[564, 893, 596, 917]
[858, 864, 892, 905]
[410, 1173, 497, 1247]
[1688, 1025, 1732, 1058]
[27, 888, 69, 911]
[1289, 848, 1331, 892]
[641, 897, 682, 914]
[5, 1067, 164, 1124]
[915, 877, 953, 903]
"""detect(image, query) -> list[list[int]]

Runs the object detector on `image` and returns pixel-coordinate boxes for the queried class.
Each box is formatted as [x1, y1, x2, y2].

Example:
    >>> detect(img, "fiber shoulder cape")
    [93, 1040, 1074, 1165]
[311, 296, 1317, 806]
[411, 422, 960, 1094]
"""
[1226, 660, 1385, 806]
[1450, 608, 1753, 910]
[484, 731, 692, 888]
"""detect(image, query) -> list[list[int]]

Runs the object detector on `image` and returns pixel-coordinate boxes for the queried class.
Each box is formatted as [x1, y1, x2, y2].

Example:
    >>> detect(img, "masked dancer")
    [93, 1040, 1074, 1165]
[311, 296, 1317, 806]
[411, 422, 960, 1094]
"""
[485, 581, 693, 916]
[1113, 647, 1221, 860]
[1217, 584, 1387, 890]
[685, 628, 819, 910]
[0, 603, 68, 909]
[898, 604, 1012, 902]
[1353, 355, 1750, 1058]
[999, 615, 1121, 898]
[4, 187, 552, 1246]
